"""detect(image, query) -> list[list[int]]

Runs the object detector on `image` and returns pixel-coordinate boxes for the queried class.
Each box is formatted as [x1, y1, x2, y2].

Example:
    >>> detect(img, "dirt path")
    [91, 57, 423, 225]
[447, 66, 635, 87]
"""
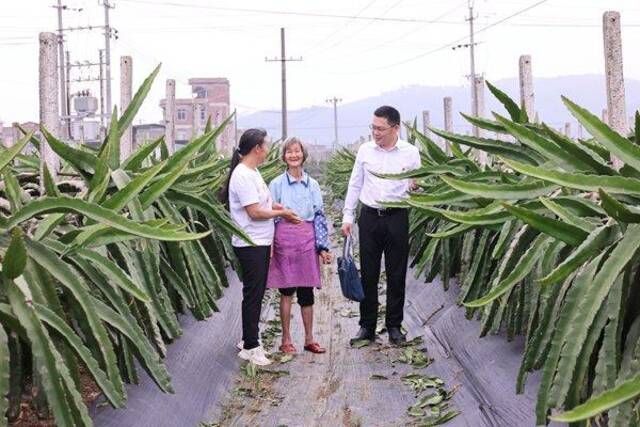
[213, 266, 554, 427]
[91, 258, 555, 427]
[217, 274, 425, 427]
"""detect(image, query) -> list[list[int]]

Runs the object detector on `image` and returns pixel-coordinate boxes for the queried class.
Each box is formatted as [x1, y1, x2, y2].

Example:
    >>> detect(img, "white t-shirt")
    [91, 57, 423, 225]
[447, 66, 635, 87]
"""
[229, 163, 274, 247]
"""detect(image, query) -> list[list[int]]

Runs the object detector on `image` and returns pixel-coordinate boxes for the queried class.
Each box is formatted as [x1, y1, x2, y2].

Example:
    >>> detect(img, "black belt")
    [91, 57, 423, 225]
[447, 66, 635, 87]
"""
[362, 205, 406, 217]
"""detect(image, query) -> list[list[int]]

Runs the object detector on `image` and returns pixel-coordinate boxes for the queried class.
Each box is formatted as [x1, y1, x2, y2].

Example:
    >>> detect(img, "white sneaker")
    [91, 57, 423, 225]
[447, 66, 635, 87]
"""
[238, 346, 272, 366]
[236, 339, 265, 351]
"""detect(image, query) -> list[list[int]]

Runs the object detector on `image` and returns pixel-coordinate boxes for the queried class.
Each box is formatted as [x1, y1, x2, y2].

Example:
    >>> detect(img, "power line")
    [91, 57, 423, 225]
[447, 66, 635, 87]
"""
[0, 36, 36, 41]
[234, 103, 314, 115]
[333, 0, 551, 75]
[507, 22, 640, 28]
[0, 41, 37, 46]
[116, 0, 463, 24]
[115, 0, 640, 28]
[260, 124, 369, 131]
[318, 0, 468, 61]
[314, 0, 405, 55]
[305, 0, 379, 54]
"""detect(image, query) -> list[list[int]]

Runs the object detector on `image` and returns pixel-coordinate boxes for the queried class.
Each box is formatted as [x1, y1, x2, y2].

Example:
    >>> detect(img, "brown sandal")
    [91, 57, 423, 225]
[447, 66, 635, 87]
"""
[304, 342, 326, 354]
[279, 343, 297, 354]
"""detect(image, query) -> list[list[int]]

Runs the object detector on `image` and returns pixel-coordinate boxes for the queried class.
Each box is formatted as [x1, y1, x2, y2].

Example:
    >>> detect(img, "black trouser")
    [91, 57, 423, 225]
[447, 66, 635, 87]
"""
[357, 206, 409, 331]
[279, 287, 315, 307]
[233, 246, 271, 350]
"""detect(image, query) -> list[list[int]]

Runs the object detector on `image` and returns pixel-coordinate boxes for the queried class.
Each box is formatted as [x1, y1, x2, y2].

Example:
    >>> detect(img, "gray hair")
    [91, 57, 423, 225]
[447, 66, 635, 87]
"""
[281, 137, 309, 164]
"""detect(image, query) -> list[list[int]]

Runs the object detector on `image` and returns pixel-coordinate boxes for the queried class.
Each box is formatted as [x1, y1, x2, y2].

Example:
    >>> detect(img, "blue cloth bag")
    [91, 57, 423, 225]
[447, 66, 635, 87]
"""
[337, 235, 365, 302]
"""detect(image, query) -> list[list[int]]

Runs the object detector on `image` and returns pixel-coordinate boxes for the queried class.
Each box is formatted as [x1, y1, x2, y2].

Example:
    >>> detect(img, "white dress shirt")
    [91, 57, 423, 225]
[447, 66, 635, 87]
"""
[342, 139, 421, 224]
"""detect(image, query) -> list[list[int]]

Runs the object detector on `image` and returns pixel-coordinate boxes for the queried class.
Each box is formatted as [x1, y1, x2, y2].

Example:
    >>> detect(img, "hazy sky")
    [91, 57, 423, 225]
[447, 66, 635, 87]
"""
[1, 0, 639, 124]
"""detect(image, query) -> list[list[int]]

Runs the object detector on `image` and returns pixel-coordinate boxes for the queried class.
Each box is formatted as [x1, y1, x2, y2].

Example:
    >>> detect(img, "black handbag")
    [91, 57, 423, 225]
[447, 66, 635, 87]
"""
[337, 235, 365, 302]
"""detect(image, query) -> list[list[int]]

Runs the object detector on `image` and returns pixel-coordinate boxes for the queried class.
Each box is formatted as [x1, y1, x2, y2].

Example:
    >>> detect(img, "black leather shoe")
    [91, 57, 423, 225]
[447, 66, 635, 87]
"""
[388, 327, 407, 345]
[350, 327, 375, 345]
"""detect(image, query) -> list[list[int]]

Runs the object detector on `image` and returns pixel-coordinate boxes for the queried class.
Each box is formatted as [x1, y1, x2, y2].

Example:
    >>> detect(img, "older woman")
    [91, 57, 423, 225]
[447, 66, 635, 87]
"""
[267, 137, 332, 354]
[221, 129, 300, 366]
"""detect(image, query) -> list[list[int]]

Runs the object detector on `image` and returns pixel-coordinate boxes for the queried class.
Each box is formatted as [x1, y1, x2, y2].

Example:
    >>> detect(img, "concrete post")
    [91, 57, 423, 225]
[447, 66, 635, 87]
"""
[603, 11, 627, 135]
[602, 108, 609, 124]
[564, 122, 572, 138]
[422, 110, 430, 137]
[165, 79, 176, 155]
[444, 97, 453, 133]
[474, 76, 487, 165]
[39, 32, 60, 181]
[443, 97, 453, 155]
[472, 76, 485, 138]
[120, 56, 133, 161]
[9, 123, 20, 147]
[196, 104, 204, 138]
[603, 11, 626, 168]
[519, 55, 534, 120]
[474, 76, 485, 135]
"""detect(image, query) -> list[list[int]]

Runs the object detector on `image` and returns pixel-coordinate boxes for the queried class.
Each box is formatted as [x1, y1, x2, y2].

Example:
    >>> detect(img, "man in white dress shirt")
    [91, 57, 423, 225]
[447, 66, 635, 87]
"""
[341, 105, 421, 345]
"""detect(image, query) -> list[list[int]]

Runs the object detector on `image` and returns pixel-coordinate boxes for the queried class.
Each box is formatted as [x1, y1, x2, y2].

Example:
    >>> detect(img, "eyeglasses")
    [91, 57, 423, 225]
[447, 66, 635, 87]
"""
[369, 124, 397, 132]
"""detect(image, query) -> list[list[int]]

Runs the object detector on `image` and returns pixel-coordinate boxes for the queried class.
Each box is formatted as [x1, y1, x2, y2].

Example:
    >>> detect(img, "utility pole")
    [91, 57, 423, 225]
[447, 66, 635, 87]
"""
[467, 0, 479, 137]
[452, 1, 481, 137]
[326, 97, 341, 151]
[102, 0, 114, 126]
[52, 3, 114, 140]
[55, 0, 69, 137]
[65, 49, 71, 110]
[99, 49, 105, 129]
[266, 28, 302, 140]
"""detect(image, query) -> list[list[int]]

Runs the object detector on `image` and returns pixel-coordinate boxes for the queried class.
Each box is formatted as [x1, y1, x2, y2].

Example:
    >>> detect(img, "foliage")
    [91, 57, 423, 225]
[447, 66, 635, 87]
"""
[0, 64, 252, 427]
[326, 81, 640, 426]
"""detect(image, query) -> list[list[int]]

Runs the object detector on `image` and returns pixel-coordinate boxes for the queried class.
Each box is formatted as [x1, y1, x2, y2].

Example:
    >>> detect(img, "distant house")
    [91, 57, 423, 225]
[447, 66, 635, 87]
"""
[133, 123, 165, 147]
[305, 143, 332, 163]
[159, 78, 234, 155]
[1, 121, 40, 153]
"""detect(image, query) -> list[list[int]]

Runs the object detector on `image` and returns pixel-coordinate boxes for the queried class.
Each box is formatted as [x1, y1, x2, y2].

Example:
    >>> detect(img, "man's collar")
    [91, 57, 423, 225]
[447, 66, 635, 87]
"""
[285, 170, 309, 187]
[374, 137, 403, 152]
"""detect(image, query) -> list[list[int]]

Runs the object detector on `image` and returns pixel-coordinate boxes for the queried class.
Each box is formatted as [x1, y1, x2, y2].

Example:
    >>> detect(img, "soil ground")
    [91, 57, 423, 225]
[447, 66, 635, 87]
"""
[92, 241, 554, 426]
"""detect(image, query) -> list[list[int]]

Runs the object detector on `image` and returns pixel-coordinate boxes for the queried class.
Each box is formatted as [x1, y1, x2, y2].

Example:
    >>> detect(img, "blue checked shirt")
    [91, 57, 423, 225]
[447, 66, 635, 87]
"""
[269, 170, 329, 251]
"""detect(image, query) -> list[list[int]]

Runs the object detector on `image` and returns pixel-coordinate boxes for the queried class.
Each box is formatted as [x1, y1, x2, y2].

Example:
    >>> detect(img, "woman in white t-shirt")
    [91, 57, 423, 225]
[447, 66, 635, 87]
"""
[220, 128, 300, 366]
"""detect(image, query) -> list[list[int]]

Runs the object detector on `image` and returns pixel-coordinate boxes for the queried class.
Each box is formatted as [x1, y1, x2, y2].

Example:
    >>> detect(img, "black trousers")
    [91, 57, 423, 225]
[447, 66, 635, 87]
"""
[233, 245, 270, 350]
[357, 207, 409, 330]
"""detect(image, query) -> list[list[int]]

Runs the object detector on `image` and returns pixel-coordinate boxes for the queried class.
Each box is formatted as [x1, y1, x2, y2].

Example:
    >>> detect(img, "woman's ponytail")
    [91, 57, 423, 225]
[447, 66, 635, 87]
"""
[219, 129, 267, 208]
